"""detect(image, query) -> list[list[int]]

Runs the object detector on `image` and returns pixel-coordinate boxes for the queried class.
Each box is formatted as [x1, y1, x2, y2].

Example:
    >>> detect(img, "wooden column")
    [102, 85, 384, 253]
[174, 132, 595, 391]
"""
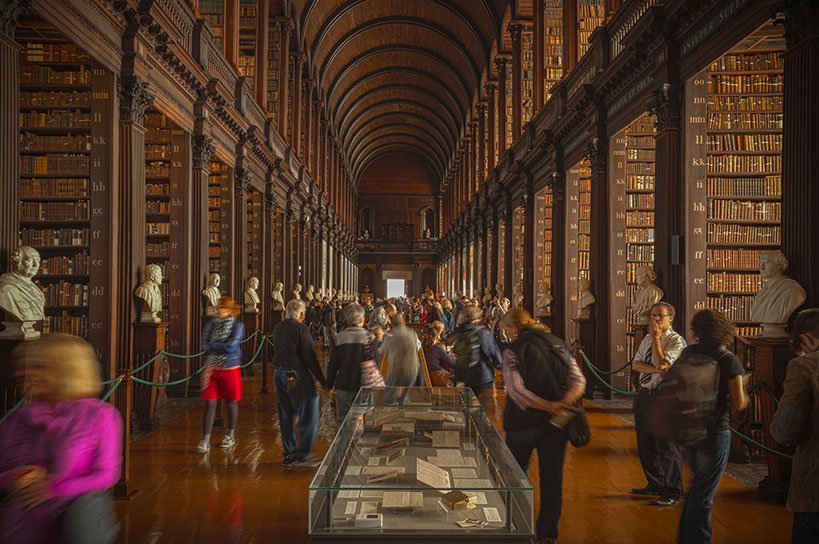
[233, 167, 250, 299]
[486, 83, 497, 174]
[282, 203, 294, 294]
[649, 81, 685, 329]
[495, 57, 509, 157]
[504, 195, 514, 300]
[548, 171, 567, 339]
[254, 0, 269, 107]
[262, 179, 276, 330]
[534, 0, 545, 111]
[488, 211, 499, 291]
[523, 183, 536, 313]
[303, 80, 313, 171]
[190, 134, 214, 356]
[312, 101, 320, 178]
[564, 0, 578, 72]
[0, 3, 26, 271]
[780, 2, 819, 307]
[477, 104, 487, 183]
[586, 136, 612, 396]
[276, 18, 292, 139]
[290, 52, 304, 150]
[469, 126, 477, 195]
[224, 0, 239, 67]
[510, 23, 524, 141]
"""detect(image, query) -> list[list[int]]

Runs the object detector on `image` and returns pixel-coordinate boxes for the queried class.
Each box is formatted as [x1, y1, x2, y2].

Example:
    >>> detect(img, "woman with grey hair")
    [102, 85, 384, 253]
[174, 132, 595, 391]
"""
[327, 303, 380, 420]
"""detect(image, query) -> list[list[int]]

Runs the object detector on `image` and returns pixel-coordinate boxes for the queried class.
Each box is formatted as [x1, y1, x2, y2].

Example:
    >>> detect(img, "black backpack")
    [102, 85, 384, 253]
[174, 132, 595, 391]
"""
[646, 348, 726, 446]
[453, 325, 483, 369]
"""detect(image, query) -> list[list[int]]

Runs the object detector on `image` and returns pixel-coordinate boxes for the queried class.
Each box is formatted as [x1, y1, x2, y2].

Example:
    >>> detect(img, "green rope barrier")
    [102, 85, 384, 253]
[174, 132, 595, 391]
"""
[581, 354, 634, 376]
[131, 365, 206, 387]
[729, 427, 793, 461]
[240, 339, 266, 368]
[580, 352, 637, 397]
[0, 393, 30, 426]
[161, 350, 205, 360]
[101, 376, 124, 402]
[756, 380, 781, 405]
[239, 329, 262, 344]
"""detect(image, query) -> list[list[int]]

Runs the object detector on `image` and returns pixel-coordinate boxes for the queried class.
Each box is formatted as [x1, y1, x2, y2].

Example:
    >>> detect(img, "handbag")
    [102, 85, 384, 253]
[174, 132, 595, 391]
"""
[360, 358, 386, 388]
[566, 406, 591, 447]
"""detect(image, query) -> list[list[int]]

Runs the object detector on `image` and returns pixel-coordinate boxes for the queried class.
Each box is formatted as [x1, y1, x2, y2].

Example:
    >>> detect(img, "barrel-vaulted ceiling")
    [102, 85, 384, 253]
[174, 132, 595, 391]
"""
[293, 0, 509, 191]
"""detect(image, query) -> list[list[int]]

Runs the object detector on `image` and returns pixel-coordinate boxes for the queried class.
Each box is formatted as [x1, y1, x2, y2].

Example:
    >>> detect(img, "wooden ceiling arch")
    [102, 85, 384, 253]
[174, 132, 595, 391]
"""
[294, 0, 507, 191]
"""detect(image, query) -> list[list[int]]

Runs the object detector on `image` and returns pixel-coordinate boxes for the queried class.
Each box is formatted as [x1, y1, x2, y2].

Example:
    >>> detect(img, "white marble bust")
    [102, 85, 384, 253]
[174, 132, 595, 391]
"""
[750, 251, 807, 338]
[633, 265, 664, 325]
[271, 281, 285, 311]
[202, 273, 222, 317]
[513, 281, 524, 308]
[316, 287, 325, 301]
[495, 282, 505, 301]
[135, 263, 163, 323]
[244, 276, 260, 313]
[536, 281, 553, 318]
[577, 277, 596, 318]
[292, 282, 302, 300]
[305, 284, 315, 302]
[482, 287, 492, 307]
[0, 246, 45, 339]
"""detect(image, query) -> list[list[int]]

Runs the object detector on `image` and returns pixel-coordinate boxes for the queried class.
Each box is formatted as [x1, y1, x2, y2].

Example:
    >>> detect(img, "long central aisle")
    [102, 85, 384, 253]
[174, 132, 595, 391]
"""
[115, 375, 791, 543]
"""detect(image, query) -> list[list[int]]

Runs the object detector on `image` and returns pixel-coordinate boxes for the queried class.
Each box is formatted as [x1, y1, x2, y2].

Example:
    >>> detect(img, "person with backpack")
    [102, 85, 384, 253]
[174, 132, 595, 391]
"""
[630, 302, 687, 506]
[675, 309, 747, 544]
[770, 308, 819, 544]
[451, 304, 502, 401]
[498, 308, 586, 544]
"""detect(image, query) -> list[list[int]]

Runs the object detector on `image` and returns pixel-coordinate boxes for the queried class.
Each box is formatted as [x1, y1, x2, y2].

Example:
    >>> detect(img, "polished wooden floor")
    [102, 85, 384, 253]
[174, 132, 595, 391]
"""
[115, 371, 792, 543]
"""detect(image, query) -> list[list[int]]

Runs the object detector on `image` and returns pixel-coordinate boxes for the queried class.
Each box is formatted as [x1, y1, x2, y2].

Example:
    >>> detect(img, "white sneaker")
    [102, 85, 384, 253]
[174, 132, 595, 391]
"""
[218, 435, 236, 449]
[196, 440, 210, 453]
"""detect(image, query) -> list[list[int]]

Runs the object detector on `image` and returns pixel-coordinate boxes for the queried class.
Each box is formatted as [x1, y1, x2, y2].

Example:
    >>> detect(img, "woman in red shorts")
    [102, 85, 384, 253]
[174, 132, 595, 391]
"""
[197, 296, 245, 453]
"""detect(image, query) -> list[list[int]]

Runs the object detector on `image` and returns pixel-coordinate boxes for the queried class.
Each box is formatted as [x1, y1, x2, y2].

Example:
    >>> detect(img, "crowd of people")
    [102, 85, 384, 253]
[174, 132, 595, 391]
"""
[0, 287, 817, 543]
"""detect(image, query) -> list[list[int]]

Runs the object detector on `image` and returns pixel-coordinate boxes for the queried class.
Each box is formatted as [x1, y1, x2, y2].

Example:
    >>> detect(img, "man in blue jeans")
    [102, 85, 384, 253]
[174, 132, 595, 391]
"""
[272, 299, 329, 467]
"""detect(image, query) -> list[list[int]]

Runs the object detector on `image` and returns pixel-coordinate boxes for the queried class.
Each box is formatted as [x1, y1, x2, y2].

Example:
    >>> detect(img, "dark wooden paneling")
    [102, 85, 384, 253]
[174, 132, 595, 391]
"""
[358, 154, 437, 195]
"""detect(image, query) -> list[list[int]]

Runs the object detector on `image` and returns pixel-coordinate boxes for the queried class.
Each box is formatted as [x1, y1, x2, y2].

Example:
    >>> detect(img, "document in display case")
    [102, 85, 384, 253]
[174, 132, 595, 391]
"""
[308, 387, 534, 542]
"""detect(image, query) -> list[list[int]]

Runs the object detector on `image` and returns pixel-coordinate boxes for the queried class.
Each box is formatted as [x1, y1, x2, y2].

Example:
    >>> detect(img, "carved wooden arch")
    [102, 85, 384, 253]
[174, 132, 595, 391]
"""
[357, 204, 375, 235]
[499, 4, 514, 53]
[351, 133, 447, 179]
[356, 142, 445, 182]
[344, 105, 455, 158]
[336, 83, 460, 139]
[348, 123, 450, 177]
[347, 115, 452, 168]
[330, 67, 469, 129]
[418, 205, 437, 237]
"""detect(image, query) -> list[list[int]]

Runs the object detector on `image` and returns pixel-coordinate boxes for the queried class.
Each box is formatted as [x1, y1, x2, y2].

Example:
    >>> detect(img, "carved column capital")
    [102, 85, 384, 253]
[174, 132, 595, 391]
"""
[234, 168, 251, 195]
[768, 0, 819, 46]
[546, 172, 565, 200]
[1, 0, 31, 40]
[192, 134, 215, 171]
[493, 56, 508, 71]
[646, 83, 681, 131]
[118, 75, 154, 125]
[583, 137, 608, 172]
[264, 190, 277, 213]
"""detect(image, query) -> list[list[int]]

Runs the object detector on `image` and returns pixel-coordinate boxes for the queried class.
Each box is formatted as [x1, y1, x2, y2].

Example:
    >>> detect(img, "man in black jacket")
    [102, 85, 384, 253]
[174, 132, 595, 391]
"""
[272, 299, 328, 467]
[326, 302, 374, 421]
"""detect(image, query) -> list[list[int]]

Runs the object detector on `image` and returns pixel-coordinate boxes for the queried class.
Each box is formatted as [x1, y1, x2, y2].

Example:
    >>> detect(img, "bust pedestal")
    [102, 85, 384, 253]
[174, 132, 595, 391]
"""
[749, 336, 795, 503]
[0, 338, 28, 416]
[241, 312, 260, 377]
[132, 322, 169, 432]
[572, 317, 599, 399]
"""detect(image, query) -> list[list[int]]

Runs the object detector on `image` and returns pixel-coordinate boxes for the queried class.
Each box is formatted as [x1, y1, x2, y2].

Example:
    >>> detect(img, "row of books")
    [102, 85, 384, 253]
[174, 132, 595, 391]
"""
[707, 223, 780, 244]
[146, 183, 169, 196]
[707, 154, 781, 172]
[20, 133, 90, 152]
[45, 314, 88, 337]
[147, 241, 169, 258]
[706, 176, 781, 196]
[627, 244, 654, 262]
[709, 96, 782, 112]
[39, 252, 90, 275]
[707, 112, 782, 130]
[20, 91, 90, 107]
[708, 199, 781, 221]
[20, 66, 90, 85]
[626, 193, 655, 208]
[39, 281, 89, 306]
[627, 228, 655, 243]
[20, 154, 89, 175]
[146, 162, 171, 177]
[626, 211, 654, 226]
[146, 200, 170, 214]
[146, 144, 172, 160]
[21, 178, 89, 198]
[20, 110, 91, 128]
[707, 294, 756, 323]
[20, 201, 89, 221]
[706, 133, 782, 151]
[626, 149, 654, 161]
[707, 272, 763, 293]
[208, 210, 221, 221]
[146, 222, 170, 235]
[628, 135, 655, 148]
[145, 127, 173, 142]
[627, 175, 655, 191]
[626, 163, 655, 175]
[707, 74, 783, 94]
[20, 227, 89, 246]
[22, 43, 91, 63]
[706, 248, 762, 270]
[709, 52, 783, 72]
[208, 197, 222, 208]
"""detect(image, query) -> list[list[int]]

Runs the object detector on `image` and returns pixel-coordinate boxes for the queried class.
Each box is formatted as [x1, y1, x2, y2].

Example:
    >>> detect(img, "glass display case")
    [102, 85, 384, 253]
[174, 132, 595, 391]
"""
[308, 387, 534, 542]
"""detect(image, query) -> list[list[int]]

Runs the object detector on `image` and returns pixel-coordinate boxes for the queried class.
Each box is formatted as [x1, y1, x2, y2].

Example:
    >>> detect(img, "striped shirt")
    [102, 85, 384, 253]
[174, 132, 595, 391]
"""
[635, 327, 686, 390]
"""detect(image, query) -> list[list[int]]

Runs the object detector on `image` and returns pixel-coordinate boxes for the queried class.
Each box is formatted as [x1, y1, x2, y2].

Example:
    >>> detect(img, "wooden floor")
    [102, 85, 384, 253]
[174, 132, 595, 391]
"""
[115, 372, 792, 543]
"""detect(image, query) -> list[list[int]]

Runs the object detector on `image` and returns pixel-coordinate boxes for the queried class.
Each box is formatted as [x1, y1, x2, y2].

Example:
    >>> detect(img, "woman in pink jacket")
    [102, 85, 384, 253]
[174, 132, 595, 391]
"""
[0, 333, 122, 544]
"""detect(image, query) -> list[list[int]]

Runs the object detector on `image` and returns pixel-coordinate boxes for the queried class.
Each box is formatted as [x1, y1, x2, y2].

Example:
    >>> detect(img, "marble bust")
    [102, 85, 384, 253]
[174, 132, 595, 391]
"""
[513, 281, 524, 308]
[202, 273, 222, 317]
[305, 285, 315, 302]
[0, 246, 45, 339]
[271, 281, 285, 311]
[535, 281, 553, 318]
[316, 287, 325, 301]
[495, 282, 505, 301]
[633, 266, 664, 325]
[750, 250, 807, 338]
[244, 276, 260, 314]
[482, 287, 492, 307]
[135, 263, 163, 323]
[576, 278, 596, 318]
[292, 282, 302, 300]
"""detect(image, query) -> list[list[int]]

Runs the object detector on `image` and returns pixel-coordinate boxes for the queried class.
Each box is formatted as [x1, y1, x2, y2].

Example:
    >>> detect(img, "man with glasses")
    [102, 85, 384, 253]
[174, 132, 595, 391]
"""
[630, 302, 687, 506]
